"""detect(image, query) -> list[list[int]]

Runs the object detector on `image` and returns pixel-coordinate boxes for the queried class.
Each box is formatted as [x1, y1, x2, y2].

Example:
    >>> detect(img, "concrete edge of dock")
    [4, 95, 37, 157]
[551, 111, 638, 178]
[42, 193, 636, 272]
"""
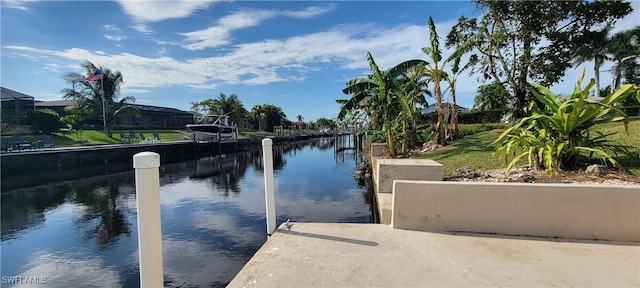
[228, 222, 639, 287]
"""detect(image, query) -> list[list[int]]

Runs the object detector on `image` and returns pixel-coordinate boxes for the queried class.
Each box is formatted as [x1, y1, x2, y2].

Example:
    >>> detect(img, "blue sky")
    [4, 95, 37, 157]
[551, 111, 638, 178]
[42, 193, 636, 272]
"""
[1, 1, 639, 122]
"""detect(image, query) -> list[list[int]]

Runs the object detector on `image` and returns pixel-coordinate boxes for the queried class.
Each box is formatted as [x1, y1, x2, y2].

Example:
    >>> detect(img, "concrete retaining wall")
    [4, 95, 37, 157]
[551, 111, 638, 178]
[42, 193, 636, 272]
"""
[370, 143, 386, 157]
[370, 158, 443, 224]
[376, 159, 443, 194]
[392, 180, 640, 241]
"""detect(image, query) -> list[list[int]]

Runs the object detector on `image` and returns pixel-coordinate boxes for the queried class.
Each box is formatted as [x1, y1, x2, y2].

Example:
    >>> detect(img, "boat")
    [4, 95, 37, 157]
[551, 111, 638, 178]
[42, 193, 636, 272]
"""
[186, 114, 238, 142]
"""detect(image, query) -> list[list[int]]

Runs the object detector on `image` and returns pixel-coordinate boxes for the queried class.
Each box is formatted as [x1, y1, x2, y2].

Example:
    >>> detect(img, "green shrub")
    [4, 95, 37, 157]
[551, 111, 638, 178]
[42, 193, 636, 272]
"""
[493, 70, 640, 175]
[363, 129, 386, 143]
[458, 123, 510, 137]
[28, 109, 61, 134]
[417, 126, 434, 143]
[458, 108, 510, 124]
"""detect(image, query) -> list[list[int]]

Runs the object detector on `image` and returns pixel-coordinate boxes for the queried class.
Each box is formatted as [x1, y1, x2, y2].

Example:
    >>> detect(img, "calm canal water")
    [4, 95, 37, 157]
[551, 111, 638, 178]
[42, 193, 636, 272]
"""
[1, 137, 374, 287]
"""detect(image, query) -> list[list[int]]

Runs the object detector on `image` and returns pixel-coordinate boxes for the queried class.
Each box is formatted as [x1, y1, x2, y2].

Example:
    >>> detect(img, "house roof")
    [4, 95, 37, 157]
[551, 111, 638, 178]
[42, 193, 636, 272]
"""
[35, 100, 192, 116]
[1, 87, 35, 101]
[131, 103, 191, 115]
[35, 100, 76, 107]
[425, 102, 469, 109]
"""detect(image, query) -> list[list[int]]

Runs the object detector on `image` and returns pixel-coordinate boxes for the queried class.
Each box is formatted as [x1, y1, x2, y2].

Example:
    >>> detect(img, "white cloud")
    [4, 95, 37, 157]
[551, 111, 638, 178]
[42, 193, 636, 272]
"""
[180, 9, 276, 50]
[5, 4, 637, 106]
[131, 23, 153, 35]
[103, 24, 127, 41]
[116, 0, 218, 22]
[43, 63, 60, 72]
[105, 34, 127, 41]
[2, 22, 428, 91]
[179, 5, 337, 50]
[281, 4, 336, 19]
[122, 88, 151, 94]
[103, 24, 120, 31]
[1, 0, 37, 10]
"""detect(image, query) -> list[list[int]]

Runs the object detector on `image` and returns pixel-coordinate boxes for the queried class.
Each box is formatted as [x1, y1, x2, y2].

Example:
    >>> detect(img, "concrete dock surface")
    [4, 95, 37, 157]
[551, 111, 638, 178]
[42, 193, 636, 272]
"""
[228, 223, 639, 287]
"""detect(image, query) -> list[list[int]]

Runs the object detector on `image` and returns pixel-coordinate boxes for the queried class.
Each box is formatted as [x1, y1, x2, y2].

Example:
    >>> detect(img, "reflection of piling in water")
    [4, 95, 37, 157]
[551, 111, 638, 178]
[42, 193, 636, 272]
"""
[334, 133, 362, 166]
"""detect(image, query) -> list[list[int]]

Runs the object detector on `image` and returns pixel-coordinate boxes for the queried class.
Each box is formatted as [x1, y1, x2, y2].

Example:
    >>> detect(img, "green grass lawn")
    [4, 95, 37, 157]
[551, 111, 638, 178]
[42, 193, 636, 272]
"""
[5, 127, 318, 148]
[414, 117, 640, 176]
[50, 129, 192, 146]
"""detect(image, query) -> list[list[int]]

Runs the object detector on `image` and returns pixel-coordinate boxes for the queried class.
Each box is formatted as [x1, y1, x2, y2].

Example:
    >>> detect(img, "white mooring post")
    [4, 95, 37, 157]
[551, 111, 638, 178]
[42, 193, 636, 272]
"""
[262, 138, 277, 236]
[133, 152, 164, 288]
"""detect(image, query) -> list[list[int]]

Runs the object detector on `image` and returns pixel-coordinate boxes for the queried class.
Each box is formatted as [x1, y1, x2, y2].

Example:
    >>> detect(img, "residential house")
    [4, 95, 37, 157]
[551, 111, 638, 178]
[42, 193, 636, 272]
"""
[422, 102, 470, 115]
[1, 87, 35, 125]
[35, 100, 194, 129]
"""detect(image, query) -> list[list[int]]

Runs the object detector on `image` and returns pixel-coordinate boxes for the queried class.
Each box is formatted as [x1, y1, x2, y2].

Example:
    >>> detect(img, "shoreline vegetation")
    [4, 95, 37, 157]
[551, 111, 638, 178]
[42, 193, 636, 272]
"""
[4, 117, 638, 179]
[410, 117, 640, 178]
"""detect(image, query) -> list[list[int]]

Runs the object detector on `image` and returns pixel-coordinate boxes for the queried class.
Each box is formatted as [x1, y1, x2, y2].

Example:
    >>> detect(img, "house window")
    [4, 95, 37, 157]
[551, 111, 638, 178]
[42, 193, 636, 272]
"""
[152, 115, 158, 121]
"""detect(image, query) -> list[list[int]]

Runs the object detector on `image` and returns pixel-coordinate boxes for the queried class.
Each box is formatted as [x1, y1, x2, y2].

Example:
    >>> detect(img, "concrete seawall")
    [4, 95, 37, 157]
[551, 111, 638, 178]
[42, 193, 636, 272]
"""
[1, 134, 342, 191]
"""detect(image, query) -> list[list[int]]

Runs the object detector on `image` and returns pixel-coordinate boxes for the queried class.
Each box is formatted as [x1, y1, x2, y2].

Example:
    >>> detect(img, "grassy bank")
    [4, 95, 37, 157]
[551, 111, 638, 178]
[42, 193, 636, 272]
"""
[2, 128, 320, 148]
[414, 117, 640, 176]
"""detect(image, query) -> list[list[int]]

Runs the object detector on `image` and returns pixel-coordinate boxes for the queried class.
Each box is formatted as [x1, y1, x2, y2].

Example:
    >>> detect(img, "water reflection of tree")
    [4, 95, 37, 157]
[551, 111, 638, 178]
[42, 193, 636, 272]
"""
[249, 145, 287, 172]
[71, 174, 132, 248]
[1, 184, 70, 241]
[310, 137, 335, 151]
[208, 152, 250, 197]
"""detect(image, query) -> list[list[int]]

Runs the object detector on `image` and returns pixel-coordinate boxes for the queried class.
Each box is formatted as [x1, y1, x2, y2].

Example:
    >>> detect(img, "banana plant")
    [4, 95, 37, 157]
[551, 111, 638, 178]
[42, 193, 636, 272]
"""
[422, 16, 477, 144]
[493, 69, 640, 175]
[341, 51, 426, 157]
[395, 68, 430, 155]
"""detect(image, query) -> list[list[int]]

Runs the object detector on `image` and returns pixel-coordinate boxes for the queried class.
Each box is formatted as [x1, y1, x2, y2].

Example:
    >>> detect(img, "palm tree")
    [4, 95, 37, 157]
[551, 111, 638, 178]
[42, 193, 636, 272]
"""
[213, 93, 247, 126]
[572, 24, 613, 99]
[341, 52, 427, 157]
[249, 105, 265, 130]
[191, 93, 248, 127]
[296, 115, 304, 129]
[607, 26, 640, 92]
[62, 61, 139, 138]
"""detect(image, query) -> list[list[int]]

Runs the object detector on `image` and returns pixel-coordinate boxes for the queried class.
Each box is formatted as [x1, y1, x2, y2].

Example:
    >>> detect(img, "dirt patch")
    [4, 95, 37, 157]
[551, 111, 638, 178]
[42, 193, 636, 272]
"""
[445, 166, 640, 185]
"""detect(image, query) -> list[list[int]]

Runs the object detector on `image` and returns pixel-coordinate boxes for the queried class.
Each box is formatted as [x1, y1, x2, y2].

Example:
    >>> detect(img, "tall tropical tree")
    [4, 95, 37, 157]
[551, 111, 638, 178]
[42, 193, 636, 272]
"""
[249, 104, 286, 132]
[607, 26, 640, 91]
[340, 52, 427, 157]
[249, 104, 265, 130]
[422, 16, 468, 145]
[571, 24, 613, 99]
[62, 61, 139, 138]
[296, 115, 304, 129]
[445, 1, 632, 119]
[442, 54, 474, 140]
[474, 82, 510, 111]
[190, 93, 248, 127]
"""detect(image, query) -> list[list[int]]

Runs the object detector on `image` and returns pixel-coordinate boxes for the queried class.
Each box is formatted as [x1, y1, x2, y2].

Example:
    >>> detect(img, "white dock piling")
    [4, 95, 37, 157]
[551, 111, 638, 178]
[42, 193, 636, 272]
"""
[133, 152, 164, 287]
[262, 138, 276, 236]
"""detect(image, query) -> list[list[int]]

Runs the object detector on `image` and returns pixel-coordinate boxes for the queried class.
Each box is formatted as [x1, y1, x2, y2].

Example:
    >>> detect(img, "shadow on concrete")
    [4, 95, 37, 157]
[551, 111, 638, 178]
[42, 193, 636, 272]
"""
[276, 227, 378, 246]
